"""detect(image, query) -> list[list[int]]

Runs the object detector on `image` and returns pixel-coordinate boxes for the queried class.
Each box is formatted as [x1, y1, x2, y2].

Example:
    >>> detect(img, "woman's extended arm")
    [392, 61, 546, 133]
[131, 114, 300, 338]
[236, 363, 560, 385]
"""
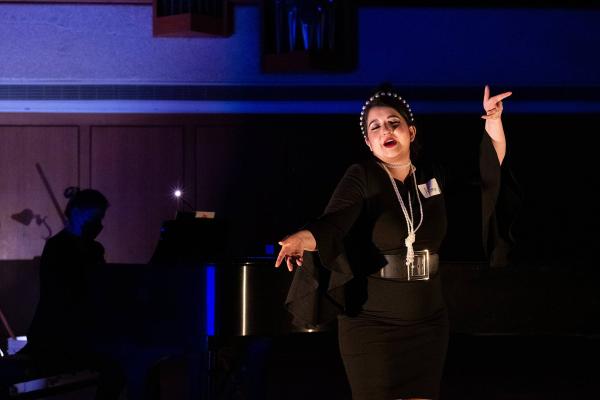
[482, 85, 512, 165]
[275, 164, 367, 272]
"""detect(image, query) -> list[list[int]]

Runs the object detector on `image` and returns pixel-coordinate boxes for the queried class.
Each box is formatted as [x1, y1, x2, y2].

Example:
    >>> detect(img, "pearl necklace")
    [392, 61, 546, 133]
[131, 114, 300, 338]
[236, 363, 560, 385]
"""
[380, 163, 424, 268]
[383, 160, 411, 169]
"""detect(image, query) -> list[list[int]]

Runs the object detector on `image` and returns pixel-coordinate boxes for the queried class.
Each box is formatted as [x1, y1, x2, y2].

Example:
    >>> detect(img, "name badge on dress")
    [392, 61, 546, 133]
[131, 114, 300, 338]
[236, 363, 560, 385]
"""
[418, 178, 441, 198]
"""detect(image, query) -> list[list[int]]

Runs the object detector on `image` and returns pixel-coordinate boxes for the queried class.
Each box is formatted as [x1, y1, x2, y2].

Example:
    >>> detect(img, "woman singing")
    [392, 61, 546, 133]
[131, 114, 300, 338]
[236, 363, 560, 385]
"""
[276, 84, 512, 400]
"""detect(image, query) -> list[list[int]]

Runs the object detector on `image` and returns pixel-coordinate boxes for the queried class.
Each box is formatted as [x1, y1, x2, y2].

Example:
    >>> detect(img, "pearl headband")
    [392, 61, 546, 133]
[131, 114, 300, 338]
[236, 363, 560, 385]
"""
[359, 91, 415, 138]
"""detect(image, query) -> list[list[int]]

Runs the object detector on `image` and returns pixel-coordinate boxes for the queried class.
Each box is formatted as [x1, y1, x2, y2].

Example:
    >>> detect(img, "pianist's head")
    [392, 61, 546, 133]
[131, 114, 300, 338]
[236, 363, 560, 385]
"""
[64, 187, 110, 240]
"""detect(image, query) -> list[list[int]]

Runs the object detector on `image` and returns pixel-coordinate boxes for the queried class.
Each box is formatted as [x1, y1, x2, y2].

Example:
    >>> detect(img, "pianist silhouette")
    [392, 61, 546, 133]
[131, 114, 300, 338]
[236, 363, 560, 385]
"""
[19, 187, 126, 400]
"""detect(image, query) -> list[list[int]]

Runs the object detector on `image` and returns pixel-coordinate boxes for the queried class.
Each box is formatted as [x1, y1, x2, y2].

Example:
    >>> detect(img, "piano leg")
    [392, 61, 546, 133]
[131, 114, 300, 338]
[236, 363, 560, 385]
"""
[206, 346, 217, 400]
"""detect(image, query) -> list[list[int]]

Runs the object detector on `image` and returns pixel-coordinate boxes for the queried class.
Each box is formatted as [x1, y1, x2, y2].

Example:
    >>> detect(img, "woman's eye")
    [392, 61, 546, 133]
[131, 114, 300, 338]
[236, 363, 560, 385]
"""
[370, 125, 380, 131]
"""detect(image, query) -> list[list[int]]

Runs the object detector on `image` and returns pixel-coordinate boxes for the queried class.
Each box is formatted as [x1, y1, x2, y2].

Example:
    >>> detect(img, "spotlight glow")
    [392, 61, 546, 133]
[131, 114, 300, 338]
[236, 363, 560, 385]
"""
[174, 189, 182, 198]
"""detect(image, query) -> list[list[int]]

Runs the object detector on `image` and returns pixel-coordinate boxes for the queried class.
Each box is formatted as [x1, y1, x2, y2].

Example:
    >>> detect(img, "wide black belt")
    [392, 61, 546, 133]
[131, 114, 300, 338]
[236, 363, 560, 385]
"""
[372, 252, 439, 281]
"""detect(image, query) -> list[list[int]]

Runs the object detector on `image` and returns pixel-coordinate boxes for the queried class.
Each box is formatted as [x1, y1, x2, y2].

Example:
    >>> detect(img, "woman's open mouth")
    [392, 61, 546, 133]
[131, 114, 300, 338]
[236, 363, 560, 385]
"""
[383, 139, 397, 148]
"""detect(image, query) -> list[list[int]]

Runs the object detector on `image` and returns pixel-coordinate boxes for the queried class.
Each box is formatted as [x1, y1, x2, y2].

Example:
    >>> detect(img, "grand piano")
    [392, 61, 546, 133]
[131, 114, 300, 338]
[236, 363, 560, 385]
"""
[146, 214, 316, 337]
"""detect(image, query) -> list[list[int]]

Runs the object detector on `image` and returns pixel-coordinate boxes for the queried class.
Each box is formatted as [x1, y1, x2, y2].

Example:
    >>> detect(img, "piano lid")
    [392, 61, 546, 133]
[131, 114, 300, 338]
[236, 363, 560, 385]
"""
[149, 217, 228, 265]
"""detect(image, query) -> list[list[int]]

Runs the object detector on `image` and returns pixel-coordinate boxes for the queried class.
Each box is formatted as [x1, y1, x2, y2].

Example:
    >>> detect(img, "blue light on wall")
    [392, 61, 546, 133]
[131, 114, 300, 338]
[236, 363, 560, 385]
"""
[0, 6, 598, 87]
[265, 243, 275, 255]
[205, 263, 216, 336]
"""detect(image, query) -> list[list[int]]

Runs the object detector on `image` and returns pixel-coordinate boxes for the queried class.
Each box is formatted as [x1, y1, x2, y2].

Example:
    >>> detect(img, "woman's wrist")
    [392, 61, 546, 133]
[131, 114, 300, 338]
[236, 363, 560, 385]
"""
[484, 118, 507, 164]
[298, 229, 317, 251]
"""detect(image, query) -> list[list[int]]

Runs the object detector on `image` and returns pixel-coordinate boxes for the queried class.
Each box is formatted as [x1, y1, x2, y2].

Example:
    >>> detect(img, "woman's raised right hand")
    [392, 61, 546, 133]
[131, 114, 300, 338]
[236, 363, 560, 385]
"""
[274, 230, 316, 272]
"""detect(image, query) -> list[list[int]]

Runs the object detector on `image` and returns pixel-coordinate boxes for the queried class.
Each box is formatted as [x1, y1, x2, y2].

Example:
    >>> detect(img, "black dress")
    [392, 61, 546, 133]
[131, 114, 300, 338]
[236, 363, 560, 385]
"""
[285, 133, 503, 400]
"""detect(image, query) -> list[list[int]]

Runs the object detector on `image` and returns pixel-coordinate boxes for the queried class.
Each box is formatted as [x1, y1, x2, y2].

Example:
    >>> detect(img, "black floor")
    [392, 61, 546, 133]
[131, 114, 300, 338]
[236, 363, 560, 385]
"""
[212, 332, 600, 400]
[441, 333, 600, 400]
[5, 332, 599, 399]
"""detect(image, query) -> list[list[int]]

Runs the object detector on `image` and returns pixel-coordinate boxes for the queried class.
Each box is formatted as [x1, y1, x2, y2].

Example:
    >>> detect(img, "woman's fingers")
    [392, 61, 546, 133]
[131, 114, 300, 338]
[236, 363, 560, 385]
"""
[275, 238, 291, 268]
[285, 254, 304, 271]
[275, 234, 291, 265]
[275, 230, 314, 270]
[482, 97, 506, 119]
[275, 238, 303, 272]
[481, 103, 503, 119]
[489, 92, 512, 105]
[483, 85, 512, 112]
[275, 247, 286, 268]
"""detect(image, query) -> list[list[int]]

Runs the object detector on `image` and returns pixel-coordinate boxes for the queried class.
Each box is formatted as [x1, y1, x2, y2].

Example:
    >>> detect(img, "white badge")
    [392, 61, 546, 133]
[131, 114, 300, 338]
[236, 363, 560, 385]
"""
[418, 178, 441, 198]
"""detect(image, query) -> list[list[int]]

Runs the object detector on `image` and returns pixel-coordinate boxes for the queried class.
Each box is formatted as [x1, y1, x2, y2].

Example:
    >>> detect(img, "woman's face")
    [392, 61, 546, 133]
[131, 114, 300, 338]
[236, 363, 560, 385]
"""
[365, 106, 416, 163]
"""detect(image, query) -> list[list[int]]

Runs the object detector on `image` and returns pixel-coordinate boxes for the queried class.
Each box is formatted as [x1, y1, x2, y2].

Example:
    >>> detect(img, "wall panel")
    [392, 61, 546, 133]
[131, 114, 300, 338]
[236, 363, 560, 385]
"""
[90, 125, 185, 263]
[195, 121, 287, 257]
[0, 126, 79, 259]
